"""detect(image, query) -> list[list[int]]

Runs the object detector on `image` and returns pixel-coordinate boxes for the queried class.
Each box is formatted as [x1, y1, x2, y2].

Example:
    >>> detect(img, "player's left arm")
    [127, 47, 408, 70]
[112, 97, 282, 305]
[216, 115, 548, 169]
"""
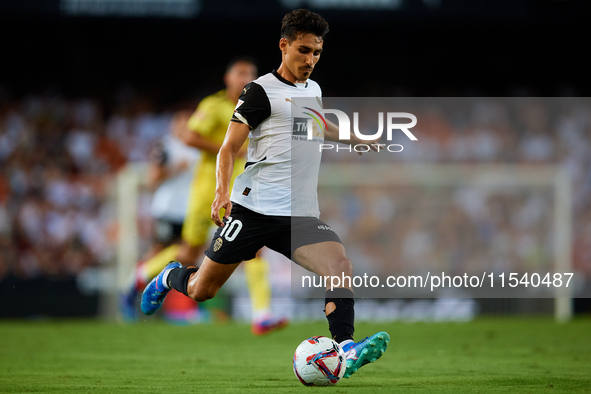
[211, 121, 250, 227]
[324, 119, 380, 154]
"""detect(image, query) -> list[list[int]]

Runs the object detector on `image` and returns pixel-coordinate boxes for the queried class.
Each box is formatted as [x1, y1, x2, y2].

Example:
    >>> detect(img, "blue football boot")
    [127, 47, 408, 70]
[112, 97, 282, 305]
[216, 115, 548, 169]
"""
[140, 261, 182, 315]
[342, 331, 390, 378]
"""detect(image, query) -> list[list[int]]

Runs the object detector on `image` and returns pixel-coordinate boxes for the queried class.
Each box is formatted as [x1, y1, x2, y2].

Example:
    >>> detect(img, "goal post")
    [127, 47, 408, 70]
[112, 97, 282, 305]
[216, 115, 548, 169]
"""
[116, 163, 149, 291]
[553, 168, 573, 322]
[99, 163, 148, 320]
[317, 163, 573, 321]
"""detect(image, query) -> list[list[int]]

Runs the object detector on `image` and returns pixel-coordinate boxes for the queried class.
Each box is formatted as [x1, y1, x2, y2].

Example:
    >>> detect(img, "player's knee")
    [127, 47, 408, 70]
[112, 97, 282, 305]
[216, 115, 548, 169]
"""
[330, 257, 353, 276]
[188, 285, 218, 303]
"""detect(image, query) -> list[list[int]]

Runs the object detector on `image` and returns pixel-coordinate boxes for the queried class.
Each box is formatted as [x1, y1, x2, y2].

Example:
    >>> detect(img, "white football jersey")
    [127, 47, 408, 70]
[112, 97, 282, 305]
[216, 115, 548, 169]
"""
[230, 71, 324, 217]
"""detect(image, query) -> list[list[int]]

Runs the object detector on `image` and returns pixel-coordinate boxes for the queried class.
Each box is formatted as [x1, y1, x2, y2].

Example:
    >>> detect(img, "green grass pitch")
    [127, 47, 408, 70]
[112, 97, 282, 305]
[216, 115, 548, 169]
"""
[1, 318, 590, 393]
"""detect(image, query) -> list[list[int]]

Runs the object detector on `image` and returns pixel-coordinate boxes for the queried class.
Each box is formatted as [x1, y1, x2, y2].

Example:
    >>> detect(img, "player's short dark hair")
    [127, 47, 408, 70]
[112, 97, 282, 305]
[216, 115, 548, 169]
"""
[281, 9, 329, 42]
[226, 56, 257, 73]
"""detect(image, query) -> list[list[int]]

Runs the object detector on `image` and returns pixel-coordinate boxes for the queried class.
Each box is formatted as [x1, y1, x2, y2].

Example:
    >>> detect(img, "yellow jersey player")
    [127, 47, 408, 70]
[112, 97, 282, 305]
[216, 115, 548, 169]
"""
[142, 10, 389, 379]
[124, 58, 287, 334]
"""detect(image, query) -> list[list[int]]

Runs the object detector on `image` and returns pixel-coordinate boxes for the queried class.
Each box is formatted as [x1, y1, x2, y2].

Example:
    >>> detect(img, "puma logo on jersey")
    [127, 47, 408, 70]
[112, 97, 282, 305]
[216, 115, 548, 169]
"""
[316, 96, 323, 108]
[243, 86, 250, 94]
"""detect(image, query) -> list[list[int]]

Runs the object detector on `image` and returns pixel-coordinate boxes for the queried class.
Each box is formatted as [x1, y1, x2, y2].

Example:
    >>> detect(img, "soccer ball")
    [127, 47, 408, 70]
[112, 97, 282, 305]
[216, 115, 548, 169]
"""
[292, 336, 346, 386]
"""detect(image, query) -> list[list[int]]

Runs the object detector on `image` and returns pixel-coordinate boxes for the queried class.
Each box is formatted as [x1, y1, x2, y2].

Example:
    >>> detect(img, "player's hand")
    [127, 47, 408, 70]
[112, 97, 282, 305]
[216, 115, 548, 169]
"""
[351, 135, 382, 155]
[211, 193, 232, 227]
[367, 140, 384, 154]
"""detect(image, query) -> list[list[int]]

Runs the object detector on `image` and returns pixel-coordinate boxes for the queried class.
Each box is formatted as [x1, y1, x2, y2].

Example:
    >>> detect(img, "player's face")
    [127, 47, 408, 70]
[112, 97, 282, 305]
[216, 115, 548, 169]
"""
[225, 61, 258, 97]
[281, 33, 324, 81]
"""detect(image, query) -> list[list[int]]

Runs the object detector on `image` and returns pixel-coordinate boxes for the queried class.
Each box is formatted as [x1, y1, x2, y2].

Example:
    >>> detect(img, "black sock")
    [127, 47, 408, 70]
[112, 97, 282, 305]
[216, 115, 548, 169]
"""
[167, 266, 198, 297]
[325, 288, 355, 344]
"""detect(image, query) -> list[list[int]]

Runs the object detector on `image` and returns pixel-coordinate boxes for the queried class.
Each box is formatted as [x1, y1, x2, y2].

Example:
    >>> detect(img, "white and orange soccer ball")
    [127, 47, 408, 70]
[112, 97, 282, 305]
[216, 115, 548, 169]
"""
[292, 336, 346, 386]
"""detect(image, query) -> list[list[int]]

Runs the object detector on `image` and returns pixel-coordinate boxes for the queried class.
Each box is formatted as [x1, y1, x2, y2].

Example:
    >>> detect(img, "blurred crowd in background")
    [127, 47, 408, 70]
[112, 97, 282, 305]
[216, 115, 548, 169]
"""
[0, 88, 176, 282]
[1, 91, 590, 298]
[319, 98, 591, 290]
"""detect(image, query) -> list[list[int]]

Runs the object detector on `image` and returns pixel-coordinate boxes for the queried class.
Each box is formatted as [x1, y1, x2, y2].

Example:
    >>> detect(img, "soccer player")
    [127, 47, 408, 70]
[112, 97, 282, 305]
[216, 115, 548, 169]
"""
[142, 9, 389, 377]
[125, 58, 288, 333]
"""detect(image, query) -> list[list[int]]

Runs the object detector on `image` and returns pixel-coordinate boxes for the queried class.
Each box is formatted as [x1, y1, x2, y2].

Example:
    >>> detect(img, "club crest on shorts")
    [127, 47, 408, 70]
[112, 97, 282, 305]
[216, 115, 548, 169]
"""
[214, 237, 223, 252]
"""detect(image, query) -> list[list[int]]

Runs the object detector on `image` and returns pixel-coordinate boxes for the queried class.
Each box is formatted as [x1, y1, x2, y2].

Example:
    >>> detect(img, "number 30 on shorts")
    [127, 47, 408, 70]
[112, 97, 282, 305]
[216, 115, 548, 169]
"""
[220, 217, 243, 241]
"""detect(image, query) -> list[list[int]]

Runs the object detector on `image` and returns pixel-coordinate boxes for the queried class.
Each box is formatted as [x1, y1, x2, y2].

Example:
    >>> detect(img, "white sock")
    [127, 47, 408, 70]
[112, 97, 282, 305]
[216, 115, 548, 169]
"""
[161, 268, 173, 289]
[339, 339, 354, 350]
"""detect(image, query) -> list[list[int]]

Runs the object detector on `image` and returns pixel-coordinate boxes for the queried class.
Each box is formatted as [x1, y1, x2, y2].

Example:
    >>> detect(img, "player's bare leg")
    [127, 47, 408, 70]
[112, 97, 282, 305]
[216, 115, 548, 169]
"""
[293, 241, 354, 289]
[185, 257, 241, 301]
[293, 241, 389, 378]
[141, 255, 240, 315]
[152, 240, 284, 330]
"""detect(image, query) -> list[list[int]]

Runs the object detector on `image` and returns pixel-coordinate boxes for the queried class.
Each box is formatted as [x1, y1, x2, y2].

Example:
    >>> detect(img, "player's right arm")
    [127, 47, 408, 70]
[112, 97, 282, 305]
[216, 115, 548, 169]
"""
[211, 121, 250, 227]
[211, 81, 270, 226]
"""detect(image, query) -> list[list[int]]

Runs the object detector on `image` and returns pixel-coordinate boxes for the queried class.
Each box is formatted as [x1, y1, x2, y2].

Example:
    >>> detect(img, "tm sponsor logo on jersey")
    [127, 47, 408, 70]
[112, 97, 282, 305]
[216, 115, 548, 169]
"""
[288, 97, 325, 143]
[292, 113, 324, 142]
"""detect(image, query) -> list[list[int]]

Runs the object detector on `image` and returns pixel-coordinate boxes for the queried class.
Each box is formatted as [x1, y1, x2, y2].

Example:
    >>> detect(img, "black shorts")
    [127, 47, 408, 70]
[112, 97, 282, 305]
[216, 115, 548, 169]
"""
[204, 203, 342, 265]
